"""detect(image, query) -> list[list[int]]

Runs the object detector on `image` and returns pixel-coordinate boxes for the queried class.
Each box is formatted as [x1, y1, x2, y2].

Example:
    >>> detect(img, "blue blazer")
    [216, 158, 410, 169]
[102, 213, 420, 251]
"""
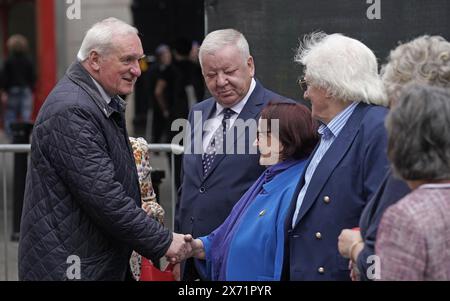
[176, 80, 291, 238]
[284, 103, 390, 281]
[199, 160, 306, 281]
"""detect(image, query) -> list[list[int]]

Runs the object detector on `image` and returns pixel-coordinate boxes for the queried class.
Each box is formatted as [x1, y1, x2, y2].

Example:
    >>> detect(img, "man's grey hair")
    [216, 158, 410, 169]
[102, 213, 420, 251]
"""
[386, 84, 450, 181]
[77, 17, 138, 61]
[381, 35, 450, 105]
[295, 32, 387, 106]
[199, 28, 250, 70]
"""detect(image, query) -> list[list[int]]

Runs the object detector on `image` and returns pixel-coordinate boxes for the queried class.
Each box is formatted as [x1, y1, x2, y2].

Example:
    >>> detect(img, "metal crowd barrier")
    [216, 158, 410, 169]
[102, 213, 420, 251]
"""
[0, 143, 183, 281]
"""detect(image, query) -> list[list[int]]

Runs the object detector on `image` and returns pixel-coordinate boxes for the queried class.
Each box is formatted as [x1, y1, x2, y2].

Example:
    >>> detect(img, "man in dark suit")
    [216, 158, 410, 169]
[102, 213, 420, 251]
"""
[175, 28, 292, 280]
[283, 32, 390, 281]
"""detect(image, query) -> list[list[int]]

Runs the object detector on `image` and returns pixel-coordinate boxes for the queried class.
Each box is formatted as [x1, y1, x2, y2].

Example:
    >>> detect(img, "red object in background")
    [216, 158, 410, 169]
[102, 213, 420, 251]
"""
[140, 258, 175, 281]
[33, 0, 56, 119]
[352, 227, 360, 231]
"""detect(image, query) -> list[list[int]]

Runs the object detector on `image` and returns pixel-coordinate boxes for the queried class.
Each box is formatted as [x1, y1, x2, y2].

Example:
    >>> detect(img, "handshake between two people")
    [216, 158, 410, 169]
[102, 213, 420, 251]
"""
[164, 233, 206, 264]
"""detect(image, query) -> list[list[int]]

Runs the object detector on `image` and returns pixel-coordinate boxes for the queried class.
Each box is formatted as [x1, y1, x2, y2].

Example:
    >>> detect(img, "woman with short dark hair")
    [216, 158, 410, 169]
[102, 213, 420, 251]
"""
[376, 84, 450, 280]
[186, 101, 318, 280]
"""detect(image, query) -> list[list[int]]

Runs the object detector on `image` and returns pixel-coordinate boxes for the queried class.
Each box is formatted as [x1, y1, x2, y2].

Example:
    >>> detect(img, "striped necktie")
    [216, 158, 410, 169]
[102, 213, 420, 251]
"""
[202, 108, 235, 175]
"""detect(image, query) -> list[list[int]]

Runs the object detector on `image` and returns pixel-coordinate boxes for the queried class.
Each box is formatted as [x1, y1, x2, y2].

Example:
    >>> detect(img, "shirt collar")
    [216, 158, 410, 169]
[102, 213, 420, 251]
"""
[90, 76, 113, 104]
[318, 101, 358, 139]
[214, 78, 256, 117]
[419, 183, 450, 189]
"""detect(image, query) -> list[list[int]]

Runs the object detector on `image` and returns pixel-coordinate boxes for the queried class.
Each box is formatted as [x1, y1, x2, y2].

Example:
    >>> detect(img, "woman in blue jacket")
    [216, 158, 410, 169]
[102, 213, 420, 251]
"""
[188, 101, 318, 280]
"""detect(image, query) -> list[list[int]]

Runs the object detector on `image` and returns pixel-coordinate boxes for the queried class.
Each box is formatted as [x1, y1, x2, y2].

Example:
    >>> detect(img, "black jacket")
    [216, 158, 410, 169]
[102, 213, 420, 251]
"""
[19, 62, 172, 280]
[357, 170, 410, 280]
[1, 53, 35, 90]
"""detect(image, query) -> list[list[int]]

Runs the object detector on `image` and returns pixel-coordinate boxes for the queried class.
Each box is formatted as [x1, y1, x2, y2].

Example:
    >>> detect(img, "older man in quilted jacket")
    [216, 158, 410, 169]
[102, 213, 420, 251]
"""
[18, 17, 190, 281]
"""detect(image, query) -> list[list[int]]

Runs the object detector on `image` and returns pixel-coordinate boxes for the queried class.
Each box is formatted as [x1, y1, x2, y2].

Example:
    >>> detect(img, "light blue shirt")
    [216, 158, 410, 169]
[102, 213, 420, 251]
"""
[291, 101, 358, 228]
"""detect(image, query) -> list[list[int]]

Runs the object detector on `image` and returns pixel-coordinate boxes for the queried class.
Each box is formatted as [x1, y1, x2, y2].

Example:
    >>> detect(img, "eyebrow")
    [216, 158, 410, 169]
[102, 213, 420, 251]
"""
[120, 54, 146, 60]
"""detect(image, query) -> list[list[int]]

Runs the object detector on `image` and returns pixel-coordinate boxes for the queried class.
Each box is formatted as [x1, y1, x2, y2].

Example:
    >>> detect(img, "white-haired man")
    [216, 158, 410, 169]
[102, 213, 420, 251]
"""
[19, 17, 190, 280]
[283, 32, 390, 281]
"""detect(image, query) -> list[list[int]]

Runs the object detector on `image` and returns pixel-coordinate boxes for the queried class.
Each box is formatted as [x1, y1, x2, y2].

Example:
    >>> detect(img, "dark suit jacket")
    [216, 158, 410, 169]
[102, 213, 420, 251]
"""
[356, 169, 410, 280]
[284, 102, 389, 281]
[176, 79, 292, 237]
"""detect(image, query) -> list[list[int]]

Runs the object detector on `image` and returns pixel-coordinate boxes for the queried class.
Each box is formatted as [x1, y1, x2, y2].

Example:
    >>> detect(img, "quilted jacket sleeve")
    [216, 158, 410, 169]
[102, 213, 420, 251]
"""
[37, 106, 172, 260]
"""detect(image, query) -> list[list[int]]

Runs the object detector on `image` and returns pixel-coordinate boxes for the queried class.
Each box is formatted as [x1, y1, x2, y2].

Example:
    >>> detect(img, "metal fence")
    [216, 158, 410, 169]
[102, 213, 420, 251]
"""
[0, 143, 183, 281]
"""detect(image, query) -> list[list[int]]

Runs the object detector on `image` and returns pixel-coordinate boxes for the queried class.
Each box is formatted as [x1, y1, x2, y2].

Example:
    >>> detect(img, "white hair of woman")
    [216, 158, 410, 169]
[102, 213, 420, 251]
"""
[381, 35, 450, 105]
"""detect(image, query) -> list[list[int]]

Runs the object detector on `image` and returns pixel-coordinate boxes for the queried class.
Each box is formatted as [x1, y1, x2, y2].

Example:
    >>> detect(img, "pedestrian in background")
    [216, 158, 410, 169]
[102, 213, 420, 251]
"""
[1, 34, 35, 139]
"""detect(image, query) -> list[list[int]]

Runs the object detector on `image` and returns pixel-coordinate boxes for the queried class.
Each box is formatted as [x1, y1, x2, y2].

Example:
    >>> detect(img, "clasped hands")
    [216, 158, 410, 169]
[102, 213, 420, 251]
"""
[338, 229, 363, 281]
[165, 233, 205, 264]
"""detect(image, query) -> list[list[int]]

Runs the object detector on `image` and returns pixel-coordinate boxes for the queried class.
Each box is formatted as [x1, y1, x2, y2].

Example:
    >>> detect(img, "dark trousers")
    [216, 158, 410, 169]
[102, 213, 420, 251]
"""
[182, 258, 201, 281]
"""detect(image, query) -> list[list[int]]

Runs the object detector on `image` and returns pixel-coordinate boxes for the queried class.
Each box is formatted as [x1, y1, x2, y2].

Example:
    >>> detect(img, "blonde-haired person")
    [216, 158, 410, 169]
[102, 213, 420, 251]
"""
[377, 84, 450, 280]
[1, 34, 35, 139]
[338, 35, 450, 281]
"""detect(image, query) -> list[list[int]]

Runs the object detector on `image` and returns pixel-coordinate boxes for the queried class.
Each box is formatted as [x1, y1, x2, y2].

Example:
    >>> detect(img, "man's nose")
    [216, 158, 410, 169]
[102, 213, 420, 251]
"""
[216, 73, 228, 86]
[130, 61, 141, 77]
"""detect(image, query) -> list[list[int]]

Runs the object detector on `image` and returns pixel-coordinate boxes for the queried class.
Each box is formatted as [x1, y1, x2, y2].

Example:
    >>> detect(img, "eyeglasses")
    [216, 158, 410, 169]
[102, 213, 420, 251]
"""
[256, 130, 271, 141]
[299, 78, 308, 92]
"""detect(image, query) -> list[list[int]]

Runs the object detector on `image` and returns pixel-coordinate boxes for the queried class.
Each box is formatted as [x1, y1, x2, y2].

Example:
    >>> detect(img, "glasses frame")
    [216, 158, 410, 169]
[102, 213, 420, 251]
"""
[299, 78, 308, 92]
[256, 129, 271, 141]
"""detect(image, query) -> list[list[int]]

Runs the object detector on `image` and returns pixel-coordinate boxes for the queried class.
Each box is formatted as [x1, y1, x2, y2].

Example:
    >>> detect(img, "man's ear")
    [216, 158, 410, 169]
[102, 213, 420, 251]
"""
[247, 56, 255, 77]
[88, 51, 101, 71]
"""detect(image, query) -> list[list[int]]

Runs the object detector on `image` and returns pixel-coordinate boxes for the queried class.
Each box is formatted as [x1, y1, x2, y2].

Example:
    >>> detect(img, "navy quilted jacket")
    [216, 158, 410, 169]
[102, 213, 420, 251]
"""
[18, 62, 172, 280]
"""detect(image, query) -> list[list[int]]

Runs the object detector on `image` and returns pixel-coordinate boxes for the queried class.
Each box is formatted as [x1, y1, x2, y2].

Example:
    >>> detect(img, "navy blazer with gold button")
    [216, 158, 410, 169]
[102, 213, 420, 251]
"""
[283, 102, 389, 281]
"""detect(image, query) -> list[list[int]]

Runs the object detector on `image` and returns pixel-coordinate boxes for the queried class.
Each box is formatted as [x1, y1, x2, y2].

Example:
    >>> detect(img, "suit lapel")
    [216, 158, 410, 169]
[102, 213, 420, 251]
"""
[201, 81, 266, 181]
[292, 103, 369, 227]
